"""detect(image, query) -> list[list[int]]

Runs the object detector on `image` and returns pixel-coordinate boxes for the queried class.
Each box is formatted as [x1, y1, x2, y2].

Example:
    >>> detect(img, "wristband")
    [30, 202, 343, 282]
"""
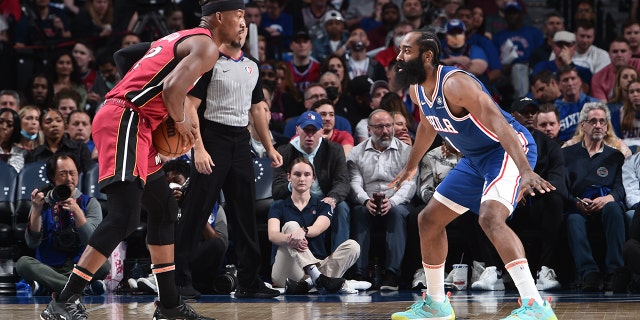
[174, 112, 186, 124]
[302, 226, 309, 235]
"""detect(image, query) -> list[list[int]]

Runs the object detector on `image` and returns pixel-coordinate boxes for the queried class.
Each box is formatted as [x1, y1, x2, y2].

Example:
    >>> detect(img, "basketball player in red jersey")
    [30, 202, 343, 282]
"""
[40, 1, 246, 319]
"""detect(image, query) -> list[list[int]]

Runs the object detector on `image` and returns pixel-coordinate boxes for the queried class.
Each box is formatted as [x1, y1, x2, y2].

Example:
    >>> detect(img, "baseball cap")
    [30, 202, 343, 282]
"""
[350, 75, 374, 97]
[292, 30, 311, 42]
[510, 96, 538, 113]
[370, 80, 390, 96]
[324, 10, 345, 24]
[504, 1, 522, 12]
[445, 19, 466, 33]
[553, 31, 576, 43]
[296, 111, 323, 130]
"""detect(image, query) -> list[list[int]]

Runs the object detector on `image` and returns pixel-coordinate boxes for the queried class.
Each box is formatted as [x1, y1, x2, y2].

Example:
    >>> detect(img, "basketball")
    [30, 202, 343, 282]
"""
[152, 116, 193, 157]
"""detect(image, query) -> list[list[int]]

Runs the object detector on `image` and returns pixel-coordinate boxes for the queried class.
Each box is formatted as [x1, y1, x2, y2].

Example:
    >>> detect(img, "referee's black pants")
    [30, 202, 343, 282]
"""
[175, 121, 261, 289]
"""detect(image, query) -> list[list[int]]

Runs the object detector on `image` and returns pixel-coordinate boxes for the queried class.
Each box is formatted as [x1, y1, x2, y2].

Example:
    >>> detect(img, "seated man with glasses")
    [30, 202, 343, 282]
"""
[16, 153, 110, 296]
[562, 102, 627, 292]
[347, 109, 415, 291]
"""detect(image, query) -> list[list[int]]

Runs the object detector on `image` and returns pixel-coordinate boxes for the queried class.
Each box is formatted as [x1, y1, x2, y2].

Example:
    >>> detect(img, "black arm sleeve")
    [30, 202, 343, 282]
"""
[113, 42, 152, 76]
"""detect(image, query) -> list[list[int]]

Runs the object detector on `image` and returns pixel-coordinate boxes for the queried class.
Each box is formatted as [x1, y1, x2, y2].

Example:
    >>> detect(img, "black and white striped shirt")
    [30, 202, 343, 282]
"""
[192, 52, 264, 127]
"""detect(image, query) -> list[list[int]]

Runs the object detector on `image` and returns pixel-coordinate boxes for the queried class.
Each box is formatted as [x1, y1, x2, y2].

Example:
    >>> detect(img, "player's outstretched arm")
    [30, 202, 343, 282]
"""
[389, 85, 437, 190]
[444, 73, 555, 196]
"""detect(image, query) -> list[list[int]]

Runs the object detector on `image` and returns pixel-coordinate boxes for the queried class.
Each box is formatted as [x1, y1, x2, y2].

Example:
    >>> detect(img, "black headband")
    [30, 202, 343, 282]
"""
[201, 0, 245, 16]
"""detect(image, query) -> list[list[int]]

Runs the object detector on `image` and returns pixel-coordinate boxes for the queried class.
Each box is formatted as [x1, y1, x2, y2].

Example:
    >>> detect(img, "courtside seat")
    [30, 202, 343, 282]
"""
[14, 161, 48, 241]
[82, 161, 108, 217]
[253, 157, 274, 280]
[0, 162, 17, 245]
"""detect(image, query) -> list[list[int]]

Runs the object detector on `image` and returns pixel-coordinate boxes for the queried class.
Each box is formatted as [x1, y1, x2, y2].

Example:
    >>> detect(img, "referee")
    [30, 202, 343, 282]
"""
[175, 21, 283, 299]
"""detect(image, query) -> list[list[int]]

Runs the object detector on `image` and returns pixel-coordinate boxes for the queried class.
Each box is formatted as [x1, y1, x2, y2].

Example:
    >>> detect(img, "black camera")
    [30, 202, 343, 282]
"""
[352, 41, 365, 52]
[39, 184, 73, 204]
[213, 264, 238, 294]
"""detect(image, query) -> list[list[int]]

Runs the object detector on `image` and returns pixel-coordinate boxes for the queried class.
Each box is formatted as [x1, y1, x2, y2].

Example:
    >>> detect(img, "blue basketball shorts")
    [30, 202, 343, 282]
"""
[433, 135, 537, 215]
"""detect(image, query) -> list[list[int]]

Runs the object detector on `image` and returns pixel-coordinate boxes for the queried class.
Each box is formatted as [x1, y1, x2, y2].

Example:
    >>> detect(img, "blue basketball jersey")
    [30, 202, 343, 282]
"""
[415, 65, 532, 158]
[415, 65, 538, 214]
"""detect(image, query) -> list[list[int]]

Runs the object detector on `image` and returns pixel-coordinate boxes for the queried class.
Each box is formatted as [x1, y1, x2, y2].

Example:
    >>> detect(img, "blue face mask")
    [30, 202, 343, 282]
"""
[21, 129, 38, 140]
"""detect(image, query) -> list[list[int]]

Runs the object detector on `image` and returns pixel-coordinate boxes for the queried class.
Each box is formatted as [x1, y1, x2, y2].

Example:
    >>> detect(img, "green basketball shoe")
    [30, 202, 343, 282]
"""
[391, 292, 455, 320]
[501, 297, 557, 320]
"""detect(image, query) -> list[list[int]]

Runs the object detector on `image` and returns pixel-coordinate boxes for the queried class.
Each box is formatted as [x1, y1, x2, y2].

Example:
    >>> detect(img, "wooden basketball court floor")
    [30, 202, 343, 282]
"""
[2, 290, 640, 319]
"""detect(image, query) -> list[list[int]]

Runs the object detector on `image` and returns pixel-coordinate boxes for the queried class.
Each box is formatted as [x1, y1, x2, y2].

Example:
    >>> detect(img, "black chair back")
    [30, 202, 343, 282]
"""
[82, 161, 108, 216]
[0, 162, 17, 225]
[254, 157, 273, 200]
[15, 161, 49, 223]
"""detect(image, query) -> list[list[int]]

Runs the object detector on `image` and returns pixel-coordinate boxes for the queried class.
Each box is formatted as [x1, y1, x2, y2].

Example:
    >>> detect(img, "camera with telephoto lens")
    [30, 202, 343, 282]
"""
[213, 264, 238, 294]
[39, 184, 73, 204]
[37, 184, 79, 252]
[352, 41, 365, 51]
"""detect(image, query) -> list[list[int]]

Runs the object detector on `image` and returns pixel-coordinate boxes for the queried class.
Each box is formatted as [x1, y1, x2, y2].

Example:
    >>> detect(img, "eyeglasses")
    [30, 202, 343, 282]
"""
[56, 170, 78, 178]
[369, 123, 393, 130]
[306, 94, 327, 101]
[584, 118, 607, 126]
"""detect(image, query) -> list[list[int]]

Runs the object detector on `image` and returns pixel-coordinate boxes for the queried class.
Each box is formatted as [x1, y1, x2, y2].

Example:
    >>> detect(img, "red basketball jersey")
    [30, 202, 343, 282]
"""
[105, 28, 213, 130]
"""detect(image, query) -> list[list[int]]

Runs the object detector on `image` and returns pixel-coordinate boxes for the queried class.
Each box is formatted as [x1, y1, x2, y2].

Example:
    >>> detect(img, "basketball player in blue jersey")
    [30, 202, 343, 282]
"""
[389, 31, 558, 320]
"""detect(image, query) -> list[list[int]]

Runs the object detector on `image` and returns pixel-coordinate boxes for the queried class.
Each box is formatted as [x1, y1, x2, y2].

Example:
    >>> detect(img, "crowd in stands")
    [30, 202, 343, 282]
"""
[3, 0, 640, 296]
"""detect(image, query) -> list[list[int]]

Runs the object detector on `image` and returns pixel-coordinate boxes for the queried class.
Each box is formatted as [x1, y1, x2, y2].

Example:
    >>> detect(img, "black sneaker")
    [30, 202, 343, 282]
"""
[606, 267, 631, 293]
[380, 272, 399, 291]
[40, 293, 88, 320]
[315, 274, 345, 293]
[178, 285, 202, 300]
[234, 281, 280, 298]
[284, 278, 310, 295]
[152, 299, 214, 320]
[582, 271, 603, 292]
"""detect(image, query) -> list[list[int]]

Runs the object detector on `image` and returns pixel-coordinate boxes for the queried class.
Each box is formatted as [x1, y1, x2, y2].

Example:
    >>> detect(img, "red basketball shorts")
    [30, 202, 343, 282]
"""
[93, 103, 162, 191]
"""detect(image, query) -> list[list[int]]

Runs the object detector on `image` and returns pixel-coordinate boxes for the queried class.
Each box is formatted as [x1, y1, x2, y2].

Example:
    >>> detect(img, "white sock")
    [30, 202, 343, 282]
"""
[305, 278, 313, 287]
[307, 265, 322, 284]
[506, 258, 543, 305]
[423, 261, 446, 303]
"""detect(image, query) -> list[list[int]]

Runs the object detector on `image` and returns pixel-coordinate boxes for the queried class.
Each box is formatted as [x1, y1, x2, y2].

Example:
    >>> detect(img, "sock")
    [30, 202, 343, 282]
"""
[58, 265, 93, 301]
[307, 265, 322, 284]
[506, 258, 543, 305]
[152, 263, 180, 308]
[305, 278, 313, 287]
[423, 261, 446, 303]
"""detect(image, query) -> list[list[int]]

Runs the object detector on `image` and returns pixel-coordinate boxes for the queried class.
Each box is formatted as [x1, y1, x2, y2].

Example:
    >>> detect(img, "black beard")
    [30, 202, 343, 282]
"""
[395, 56, 427, 89]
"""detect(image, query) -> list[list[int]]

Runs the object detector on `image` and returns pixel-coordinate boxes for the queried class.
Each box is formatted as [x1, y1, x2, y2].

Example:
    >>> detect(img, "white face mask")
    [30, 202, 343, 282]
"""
[394, 35, 404, 48]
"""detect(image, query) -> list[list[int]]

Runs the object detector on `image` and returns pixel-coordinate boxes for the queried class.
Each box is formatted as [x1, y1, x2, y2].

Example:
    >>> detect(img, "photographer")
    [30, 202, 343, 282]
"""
[16, 154, 109, 296]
